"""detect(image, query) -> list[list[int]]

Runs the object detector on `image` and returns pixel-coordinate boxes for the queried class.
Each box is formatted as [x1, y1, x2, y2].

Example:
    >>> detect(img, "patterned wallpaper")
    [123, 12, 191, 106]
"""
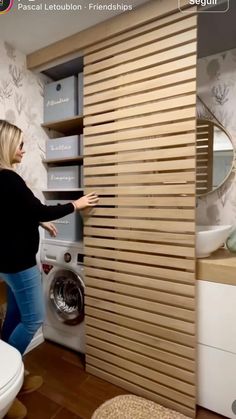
[0, 40, 48, 202]
[197, 48, 236, 226]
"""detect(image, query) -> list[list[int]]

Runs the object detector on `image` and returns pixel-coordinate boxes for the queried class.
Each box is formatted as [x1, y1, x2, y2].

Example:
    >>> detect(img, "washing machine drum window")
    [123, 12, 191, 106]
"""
[49, 269, 84, 325]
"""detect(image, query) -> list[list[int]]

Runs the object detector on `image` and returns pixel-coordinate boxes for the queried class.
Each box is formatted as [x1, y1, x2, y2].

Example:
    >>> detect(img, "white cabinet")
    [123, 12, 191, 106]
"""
[198, 343, 236, 418]
[198, 280, 236, 352]
[198, 280, 236, 418]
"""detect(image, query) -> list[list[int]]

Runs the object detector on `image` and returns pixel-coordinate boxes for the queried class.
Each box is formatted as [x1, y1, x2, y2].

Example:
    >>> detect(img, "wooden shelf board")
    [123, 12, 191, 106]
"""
[42, 115, 83, 134]
[43, 156, 83, 164]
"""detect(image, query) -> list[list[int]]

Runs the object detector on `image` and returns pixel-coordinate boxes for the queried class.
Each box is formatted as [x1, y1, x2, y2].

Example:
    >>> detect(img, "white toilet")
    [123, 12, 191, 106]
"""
[0, 340, 24, 418]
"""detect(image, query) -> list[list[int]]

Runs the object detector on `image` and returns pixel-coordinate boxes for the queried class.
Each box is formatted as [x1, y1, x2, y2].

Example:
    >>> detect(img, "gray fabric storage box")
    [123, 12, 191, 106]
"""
[44, 76, 78, 123]
[78, 72, 83, 115]
[46, 135, 81, 160]
[48, 166, 80, 189]
[45, 200, 83, 242]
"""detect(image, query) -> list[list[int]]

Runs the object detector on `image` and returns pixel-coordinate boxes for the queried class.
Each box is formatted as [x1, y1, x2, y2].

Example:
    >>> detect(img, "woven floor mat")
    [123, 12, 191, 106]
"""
[91, 395, 191, 419]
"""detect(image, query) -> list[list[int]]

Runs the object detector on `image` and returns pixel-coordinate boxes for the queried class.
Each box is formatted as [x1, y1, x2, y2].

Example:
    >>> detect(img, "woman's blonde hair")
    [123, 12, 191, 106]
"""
[0, 119, 22, 169]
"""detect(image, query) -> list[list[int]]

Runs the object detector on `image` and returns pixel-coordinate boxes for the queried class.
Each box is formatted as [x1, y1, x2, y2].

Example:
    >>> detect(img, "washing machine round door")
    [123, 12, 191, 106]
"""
[49, 269, 84, 325]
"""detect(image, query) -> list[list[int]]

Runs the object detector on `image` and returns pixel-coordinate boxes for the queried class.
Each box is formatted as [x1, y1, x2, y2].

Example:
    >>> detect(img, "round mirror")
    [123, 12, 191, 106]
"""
[196, 119, 235, 196]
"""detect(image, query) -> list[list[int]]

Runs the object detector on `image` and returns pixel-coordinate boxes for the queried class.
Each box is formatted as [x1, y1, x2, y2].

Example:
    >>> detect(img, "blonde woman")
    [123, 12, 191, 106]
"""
[0, 120, 98, 419]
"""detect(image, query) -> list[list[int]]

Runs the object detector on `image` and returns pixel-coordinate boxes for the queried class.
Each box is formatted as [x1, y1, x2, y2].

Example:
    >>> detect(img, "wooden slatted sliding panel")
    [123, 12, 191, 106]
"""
[83, 2, 197, 417]
[196, 120, 213, 195]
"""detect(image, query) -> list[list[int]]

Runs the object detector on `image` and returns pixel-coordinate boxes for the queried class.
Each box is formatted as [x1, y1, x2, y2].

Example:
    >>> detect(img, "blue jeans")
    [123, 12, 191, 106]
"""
[0, 265, 44, 355]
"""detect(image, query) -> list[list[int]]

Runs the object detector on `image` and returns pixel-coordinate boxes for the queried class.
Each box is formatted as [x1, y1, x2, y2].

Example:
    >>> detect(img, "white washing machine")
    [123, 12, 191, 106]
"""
[40, 240, 85, 353]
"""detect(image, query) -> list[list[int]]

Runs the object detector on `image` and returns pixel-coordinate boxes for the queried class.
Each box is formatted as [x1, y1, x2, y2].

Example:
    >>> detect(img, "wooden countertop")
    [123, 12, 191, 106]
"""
[0, 279, 6, 305]
[197, 248, 236, 285]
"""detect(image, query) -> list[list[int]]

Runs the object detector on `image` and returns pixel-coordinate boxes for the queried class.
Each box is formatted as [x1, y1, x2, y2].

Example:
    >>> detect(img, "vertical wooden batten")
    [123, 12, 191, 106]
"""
[83, 1, 197, 417]
[196, 120, 214, 195]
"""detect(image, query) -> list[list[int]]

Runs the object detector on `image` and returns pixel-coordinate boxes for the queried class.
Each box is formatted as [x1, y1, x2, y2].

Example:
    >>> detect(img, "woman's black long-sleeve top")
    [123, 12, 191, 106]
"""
[0, 169, 74, 273]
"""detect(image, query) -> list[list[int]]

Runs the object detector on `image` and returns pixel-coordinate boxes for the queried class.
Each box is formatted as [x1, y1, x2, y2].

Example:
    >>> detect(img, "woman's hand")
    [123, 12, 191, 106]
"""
[39, 222, 58, 237]
[73, 192, 99, 210]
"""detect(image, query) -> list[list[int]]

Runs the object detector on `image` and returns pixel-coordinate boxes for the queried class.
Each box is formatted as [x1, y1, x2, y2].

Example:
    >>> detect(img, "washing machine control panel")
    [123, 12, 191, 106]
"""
[64, 252, 72, 263]
[62, 252, 84, 265]
[77, 254, 84, 264]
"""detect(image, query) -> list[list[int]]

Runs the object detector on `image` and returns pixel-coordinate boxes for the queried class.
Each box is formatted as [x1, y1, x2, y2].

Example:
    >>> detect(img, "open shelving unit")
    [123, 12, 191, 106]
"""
[42, 115, 83, 135]
[42, 113, 83, 194]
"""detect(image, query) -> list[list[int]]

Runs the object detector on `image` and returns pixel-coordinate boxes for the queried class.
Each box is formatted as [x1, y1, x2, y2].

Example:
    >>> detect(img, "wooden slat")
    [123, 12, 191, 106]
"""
[84, 27, 197, 75]
[84, 218, 195, 234]
[84, 227, 195, 246]
[87, 355, 194, 407]
[86, 324, 194, 372]
[86, 288, 194, 324]
[95, 196, 195, 207]
[84, 41, 197, 86]
[86, 332, 195, 383]
[84, 56, 197, 97]
[84, 10, 196, 57]
[84, 69, 196, 110]
[84, 81, 196, 115]
[86, 366, 195, 418]
[84, 172, 195, 185]
[85, 15, 196, 65]
[85, 306, 195, 352]
[86, 297, 194, 334]
[85, 277, 194, 308]
[85, 247, 194, 271]
[84, 145, 195, 166]
[84, 81, 196, 123]
[84, 257, 195, 284]
[84, 267, 195, 296]
[84, 236, 194, 257]
[84, 120, 195, 145]
[196, 119, 214, 195]
[84, 159, 195, 176]
[84, 94, 195, 125]
[86, 344, 194, 395]
[84, 185, 195, 195]
[90, 207, 195, 220]
[84, 108, 195, 136]
[84, 2, 197, 416]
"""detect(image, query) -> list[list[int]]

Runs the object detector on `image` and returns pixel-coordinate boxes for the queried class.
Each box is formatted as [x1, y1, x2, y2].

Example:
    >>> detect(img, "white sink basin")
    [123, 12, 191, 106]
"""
[196, 225, 232, 258]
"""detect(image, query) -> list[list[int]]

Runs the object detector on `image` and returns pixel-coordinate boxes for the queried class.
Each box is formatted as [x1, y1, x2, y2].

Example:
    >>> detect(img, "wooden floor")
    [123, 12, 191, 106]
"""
[19, 340, 226, 419]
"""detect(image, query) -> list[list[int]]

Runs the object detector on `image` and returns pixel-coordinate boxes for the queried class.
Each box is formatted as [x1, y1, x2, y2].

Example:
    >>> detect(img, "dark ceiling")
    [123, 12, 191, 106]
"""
[198, 0, 236, 57]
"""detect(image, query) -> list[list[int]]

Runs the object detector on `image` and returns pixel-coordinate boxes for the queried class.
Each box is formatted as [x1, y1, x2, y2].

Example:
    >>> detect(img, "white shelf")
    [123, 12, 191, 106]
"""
[43, 188, 84, 192]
